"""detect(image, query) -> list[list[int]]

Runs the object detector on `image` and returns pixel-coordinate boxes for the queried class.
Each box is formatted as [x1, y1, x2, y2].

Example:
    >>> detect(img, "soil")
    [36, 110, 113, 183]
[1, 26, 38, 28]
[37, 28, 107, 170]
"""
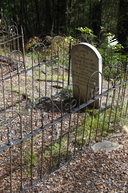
[24, 132, 128, 193]
[0, 59, 128, 193]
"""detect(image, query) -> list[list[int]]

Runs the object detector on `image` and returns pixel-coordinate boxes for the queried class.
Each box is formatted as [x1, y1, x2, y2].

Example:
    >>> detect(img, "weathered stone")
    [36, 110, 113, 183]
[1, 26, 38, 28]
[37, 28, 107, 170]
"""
[122, 125, 128, 134]
[71, 42, 102, 108]
[91, 140, 123, 153]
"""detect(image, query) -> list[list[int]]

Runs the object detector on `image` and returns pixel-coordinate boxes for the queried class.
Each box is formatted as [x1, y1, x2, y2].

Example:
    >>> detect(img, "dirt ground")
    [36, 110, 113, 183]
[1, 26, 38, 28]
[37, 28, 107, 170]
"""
[0, 60, 128, 193]
[24, 132, 128, 193]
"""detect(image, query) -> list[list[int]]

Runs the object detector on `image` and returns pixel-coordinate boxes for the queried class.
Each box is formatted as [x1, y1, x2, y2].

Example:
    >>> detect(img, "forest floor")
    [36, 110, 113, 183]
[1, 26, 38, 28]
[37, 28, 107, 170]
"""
[0, 57, 128, 193]
[25, 131, 128, 193]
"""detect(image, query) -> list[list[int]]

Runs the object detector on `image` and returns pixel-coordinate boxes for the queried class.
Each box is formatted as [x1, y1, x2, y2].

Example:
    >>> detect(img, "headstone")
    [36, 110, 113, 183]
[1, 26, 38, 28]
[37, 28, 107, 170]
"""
[71, 42, 102, 107]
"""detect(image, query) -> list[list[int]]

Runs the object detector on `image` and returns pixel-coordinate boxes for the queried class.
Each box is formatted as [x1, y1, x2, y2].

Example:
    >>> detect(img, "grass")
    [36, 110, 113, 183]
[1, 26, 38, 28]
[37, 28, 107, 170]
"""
[23, 149, 37, 175]
[42, 100, 127, 171]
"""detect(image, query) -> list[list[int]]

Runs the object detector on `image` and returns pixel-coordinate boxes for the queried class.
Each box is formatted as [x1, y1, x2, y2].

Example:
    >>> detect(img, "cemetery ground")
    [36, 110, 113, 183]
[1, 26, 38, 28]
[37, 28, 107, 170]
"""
[0, 35, 128, 192]
[24, 131, 128, 193]
[0, 65, 127, 192]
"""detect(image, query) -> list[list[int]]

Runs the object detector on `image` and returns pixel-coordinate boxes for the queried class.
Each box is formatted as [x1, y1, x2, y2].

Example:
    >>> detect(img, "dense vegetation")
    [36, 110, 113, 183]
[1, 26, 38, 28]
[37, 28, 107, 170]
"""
[0, 0, 128, 52]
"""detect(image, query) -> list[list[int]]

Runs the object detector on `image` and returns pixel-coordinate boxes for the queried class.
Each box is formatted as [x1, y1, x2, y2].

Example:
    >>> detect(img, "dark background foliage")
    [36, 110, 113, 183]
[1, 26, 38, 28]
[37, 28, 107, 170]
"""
[0, 0, 128, 50]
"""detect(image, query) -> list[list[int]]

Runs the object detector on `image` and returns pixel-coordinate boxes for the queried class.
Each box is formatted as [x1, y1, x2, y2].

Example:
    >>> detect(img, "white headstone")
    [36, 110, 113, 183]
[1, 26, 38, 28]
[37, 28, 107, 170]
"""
[71, 42, 102, 107]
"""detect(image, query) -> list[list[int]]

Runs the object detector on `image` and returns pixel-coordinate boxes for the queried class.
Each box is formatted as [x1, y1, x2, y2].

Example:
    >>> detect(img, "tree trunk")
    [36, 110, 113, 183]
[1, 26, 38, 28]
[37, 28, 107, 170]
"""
[117, 0, 128, 51]
[91, 0, 102, 37]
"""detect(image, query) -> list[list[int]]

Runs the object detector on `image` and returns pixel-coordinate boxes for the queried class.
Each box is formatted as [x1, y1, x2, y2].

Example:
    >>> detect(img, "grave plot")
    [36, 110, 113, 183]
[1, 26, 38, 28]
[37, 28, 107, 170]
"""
[0, 24, 127, 192]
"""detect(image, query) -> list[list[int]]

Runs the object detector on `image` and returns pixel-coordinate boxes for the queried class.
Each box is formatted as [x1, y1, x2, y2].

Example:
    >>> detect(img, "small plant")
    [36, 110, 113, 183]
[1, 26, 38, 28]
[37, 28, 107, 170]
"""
[76, 26, 97, 44]
[23, 150, 37, 175]
[97, 30, 126, 81]
[25, 36, 42, 52]
[43, 138, 69, 169]
[24, 150, 37, 166]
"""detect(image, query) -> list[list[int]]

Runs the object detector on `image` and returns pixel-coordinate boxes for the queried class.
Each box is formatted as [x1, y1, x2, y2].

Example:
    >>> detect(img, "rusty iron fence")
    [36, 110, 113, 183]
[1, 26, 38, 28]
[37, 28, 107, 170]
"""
[0, 21, 128, 192]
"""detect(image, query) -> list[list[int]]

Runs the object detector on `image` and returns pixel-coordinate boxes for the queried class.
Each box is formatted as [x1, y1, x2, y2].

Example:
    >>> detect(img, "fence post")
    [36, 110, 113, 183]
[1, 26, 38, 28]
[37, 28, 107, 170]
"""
[68, 40, 72, 85]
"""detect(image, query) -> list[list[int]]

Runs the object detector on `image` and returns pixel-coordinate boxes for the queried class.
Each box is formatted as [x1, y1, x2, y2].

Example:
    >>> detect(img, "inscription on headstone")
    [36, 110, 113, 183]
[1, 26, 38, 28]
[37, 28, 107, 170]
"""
[71, 42, 102, 107]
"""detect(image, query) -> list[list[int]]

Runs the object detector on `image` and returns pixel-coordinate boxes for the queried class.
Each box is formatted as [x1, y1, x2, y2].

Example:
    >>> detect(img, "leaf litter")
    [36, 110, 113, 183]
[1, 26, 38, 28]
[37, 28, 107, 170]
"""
[24, 132, 128, 193]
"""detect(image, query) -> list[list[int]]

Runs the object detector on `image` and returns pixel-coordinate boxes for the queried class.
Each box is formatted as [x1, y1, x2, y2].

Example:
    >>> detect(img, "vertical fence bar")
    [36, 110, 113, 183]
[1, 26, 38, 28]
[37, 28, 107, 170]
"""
[101, 65, 112, 136]
[95, 76, 103, 141]
[45, 59, 47, 96]
[21, 26, 28, 112]
[20, 120, 23, 192]
[10, 71, 14, 112]
[1, 73, 6, 112]
[73, 111, 79, 154]
[58, 100, 63, 167]
[50, 44, 53, 97]
[40, 126, 44, 179]
[30, 52, 34, 186]
[66, 114, 71, 161]
[50, 99, 54, 172]
[120, 84, 127, 119]
[113, 86, 121, 128]
[108, 88, 116, 132]
[17, 61, 21, 112]
[95, 96, 102, 142]
[82, 107, 87, 145]
[68, 41, 72, 85]
[9, 147, 13, 193]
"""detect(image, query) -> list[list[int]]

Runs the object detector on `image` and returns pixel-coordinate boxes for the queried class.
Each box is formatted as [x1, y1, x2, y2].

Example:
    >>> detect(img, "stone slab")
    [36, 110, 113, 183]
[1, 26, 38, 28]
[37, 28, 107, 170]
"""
[71, 42, 102, 107]
[91, 140, 123, 153]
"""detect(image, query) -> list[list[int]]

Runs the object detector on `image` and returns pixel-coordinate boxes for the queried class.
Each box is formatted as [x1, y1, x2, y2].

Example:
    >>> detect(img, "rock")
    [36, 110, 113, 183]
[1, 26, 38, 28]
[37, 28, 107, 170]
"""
[122, 125, 128, 134]
[86, 181, 92, 185]
[91, 140, 123, 153]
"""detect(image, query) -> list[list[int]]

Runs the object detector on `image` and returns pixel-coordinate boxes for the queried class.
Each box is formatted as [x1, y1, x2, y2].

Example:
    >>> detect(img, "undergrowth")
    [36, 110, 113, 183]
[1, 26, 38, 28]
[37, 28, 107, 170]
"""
[41, 102, 127, 171]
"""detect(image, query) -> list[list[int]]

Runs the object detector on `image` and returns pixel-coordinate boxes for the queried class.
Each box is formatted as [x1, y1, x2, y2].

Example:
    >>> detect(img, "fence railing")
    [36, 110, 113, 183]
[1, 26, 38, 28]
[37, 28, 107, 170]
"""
[0, 23, 128, 192]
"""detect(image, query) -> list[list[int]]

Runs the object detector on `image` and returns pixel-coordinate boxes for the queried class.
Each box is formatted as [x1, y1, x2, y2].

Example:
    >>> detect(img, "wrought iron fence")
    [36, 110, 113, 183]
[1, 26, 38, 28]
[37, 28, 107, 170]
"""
[0, 21, 128, 192]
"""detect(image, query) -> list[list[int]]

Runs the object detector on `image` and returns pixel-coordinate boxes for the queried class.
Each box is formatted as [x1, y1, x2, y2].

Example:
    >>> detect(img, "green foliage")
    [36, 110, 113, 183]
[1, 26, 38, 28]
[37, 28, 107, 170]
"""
[1, 0, 128, 51]
[76, 27, 93, 34]
[76, 27, 97, 43]
[43, 139, 68, 169]
[97, 29, 126, 80]
[23, 149, 37, 175]
[103, 62, 124, 81]
[24, 150, 37, 167]
[60, 26, 75, 36]
[42, 101, 127, 170]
